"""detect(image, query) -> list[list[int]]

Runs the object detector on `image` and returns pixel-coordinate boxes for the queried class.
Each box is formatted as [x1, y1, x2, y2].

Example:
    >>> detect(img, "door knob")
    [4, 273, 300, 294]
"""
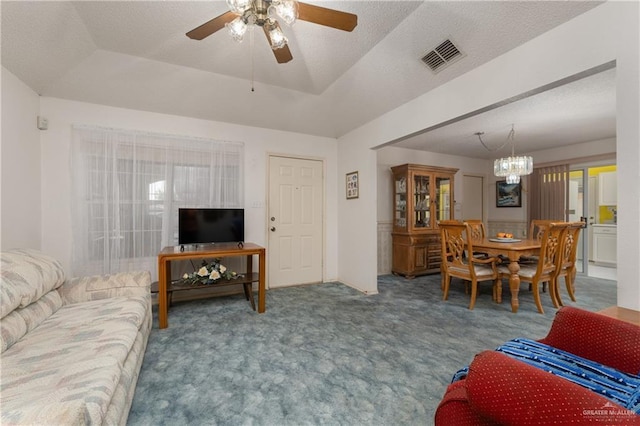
[270, 227, 276, 232]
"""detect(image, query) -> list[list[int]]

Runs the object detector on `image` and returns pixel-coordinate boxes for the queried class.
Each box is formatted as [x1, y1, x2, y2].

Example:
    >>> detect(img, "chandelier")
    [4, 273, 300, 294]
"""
[476, 125, 533, 184]
[225, 0, 297, 50]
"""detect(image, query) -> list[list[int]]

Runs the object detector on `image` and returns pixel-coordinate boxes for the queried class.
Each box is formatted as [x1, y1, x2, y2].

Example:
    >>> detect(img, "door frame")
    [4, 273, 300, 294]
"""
[569, 158, 617, 277]
[266, 153, 326, 289]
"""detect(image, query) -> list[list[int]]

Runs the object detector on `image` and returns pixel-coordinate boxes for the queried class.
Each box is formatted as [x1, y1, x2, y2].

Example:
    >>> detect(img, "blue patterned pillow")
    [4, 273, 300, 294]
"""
[496, 338, 640, 413]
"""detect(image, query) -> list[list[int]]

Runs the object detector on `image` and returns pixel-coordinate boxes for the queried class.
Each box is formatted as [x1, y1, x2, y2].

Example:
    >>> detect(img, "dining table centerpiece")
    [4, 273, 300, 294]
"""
[179, 259, 241, 286]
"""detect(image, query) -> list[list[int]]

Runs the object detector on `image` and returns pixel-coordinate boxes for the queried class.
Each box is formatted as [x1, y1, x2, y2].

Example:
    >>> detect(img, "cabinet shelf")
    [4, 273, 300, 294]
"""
[152, 272, 259, 293]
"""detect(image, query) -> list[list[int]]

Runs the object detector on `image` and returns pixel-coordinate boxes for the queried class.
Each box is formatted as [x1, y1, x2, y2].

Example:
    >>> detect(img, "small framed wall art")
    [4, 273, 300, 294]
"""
[346, 171, 359, 199]
[496, 180, 522, 207]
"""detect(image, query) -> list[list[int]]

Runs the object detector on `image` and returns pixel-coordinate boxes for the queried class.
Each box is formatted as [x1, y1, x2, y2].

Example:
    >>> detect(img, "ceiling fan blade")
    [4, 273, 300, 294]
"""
[297, 2, 357, 32]
[263, 26, 293, 64]
[186, 11, 237, 40]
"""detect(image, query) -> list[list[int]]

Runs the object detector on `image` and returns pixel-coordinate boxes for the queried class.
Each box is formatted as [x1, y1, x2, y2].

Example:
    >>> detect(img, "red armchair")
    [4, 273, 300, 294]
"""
[435, 307, 640, 425]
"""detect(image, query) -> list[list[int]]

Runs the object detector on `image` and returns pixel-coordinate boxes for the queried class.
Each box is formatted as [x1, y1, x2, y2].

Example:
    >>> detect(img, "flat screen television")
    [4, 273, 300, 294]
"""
[178, 208, 244, 245]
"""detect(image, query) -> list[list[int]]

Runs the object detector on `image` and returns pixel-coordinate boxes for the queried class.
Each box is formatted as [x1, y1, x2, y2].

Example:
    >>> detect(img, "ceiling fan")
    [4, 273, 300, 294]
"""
[186, 0, 357, 64]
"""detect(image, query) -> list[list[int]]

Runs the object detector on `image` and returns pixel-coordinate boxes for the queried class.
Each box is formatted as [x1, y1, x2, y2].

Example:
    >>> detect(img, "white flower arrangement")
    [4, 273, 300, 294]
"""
[180, 259, 240, 285]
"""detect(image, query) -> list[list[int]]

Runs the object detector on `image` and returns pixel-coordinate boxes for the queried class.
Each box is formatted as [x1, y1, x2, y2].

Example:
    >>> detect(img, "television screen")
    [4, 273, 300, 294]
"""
[178, 208, 244, 245]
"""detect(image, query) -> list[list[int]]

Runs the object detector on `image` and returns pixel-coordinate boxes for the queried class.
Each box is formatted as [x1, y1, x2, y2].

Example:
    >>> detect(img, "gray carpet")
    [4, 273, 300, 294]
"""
[128, 273, 617, 425]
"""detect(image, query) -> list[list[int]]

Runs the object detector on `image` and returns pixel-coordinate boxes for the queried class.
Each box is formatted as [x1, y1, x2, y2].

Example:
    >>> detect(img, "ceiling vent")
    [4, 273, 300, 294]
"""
[421, 39, 464, 73]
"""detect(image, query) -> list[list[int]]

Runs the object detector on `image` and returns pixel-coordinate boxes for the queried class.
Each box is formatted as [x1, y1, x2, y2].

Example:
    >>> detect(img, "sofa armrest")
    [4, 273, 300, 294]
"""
[57, 270, 151, 305]
[435, 380, 495, 425]
[538, 306, 640, 375]
[464, 351, 637, 425]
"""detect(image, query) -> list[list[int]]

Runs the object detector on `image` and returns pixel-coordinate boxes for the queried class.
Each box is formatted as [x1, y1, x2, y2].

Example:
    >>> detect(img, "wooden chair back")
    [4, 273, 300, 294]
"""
[513, 222, 568, 314]
[439, 220, 500, 310]
[529, 219, 556, 241]
[465, 219, 486, 243]
[439, 220, 469, 271]
[536, 222, 569, 279]
[552, 221, 584, 305]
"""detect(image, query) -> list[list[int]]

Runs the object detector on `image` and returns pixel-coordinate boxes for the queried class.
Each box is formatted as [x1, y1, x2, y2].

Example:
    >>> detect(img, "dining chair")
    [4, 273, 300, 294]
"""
[465, 219, 489, 259]
[529, 219, 557, 241]
[439, 220, 501, 310]
[550, 221, 583, 307]
[498, 222, 569, 314]
[521, 219, 563, 293]
[520, 220, 556, 264]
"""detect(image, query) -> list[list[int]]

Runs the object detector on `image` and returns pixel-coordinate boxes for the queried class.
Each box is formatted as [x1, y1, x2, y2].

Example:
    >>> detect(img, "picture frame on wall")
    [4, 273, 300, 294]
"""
[496, 181, 522, 207]
[346, 171, 359, 199]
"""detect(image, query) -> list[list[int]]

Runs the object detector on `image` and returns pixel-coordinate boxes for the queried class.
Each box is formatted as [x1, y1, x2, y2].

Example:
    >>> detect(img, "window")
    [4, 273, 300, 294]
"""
[71, 126, 243, 278]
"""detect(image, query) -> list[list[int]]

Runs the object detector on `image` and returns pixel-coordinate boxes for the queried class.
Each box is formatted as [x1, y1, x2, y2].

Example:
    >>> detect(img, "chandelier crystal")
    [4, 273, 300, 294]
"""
[478, 125, 533, 184]
[494, 156, 533, 184]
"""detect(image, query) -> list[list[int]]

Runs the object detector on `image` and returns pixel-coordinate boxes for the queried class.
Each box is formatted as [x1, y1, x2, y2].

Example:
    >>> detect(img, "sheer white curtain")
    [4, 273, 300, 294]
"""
[71, 125, 244, 278]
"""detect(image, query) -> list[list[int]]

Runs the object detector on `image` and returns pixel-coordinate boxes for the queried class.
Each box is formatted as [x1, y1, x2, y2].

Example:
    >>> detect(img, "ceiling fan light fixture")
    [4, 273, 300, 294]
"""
[226, 0, 252, 14]
[226, 17, 248, 42]
[265, 20, 288, 50]
[273, 0, 298, 25]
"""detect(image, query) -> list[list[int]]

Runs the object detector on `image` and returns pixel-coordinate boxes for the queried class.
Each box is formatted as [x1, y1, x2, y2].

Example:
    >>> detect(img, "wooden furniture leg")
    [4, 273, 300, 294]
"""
[258, 249, 266, 313]
[507, 258, 521, 313]
[243, 254, 256, 311]
[158, 258, 170, 329]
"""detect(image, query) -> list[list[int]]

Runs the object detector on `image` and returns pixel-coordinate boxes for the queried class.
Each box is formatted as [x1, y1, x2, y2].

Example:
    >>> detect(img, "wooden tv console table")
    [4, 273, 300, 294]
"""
[157, 242, 266, 329]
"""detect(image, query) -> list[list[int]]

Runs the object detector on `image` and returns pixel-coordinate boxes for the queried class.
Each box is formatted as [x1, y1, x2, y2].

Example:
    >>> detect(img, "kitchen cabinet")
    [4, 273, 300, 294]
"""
[598, 171, 617, 206]
[391, 163, 458, 278]
[592, 225, 616, 265]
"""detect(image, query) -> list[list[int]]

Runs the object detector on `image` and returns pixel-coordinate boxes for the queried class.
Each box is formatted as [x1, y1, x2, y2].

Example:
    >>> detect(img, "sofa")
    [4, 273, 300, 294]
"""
[435, 306, 640, 425]
[0, 249, 152, 425]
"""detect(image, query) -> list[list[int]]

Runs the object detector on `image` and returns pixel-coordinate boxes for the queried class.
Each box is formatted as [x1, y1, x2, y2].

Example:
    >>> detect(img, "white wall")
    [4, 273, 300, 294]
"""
[37, 98, 339, 282]
[338, 2, 640, 310]
[1, 68, 42, 251]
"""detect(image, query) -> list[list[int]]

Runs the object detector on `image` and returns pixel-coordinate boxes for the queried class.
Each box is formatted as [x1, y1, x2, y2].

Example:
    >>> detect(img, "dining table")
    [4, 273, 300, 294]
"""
[472, 237, 542, 313]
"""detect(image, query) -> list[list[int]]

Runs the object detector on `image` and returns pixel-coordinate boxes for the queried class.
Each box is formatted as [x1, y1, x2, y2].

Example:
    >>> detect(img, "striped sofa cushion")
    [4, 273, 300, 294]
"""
[495, 338, 640, 413]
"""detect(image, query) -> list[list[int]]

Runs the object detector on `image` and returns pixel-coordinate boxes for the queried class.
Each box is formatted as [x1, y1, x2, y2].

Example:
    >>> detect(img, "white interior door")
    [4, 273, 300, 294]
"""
[268, 156, 323, 288]
[461, 175, 484, 221]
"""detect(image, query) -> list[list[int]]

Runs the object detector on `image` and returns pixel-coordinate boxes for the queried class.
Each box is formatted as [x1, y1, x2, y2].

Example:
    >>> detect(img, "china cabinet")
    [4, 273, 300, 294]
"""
[391, 164, 458, 278]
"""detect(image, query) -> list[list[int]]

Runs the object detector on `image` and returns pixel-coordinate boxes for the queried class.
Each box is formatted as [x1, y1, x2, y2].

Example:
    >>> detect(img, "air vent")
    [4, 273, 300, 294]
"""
[421, 39, 464, 73]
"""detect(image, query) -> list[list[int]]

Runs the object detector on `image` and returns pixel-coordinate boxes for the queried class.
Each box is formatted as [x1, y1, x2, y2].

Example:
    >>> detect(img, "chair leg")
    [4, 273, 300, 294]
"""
[492, 278, 500, 302]
[531, 281, 545, 314]
[468, 280, 478, 310]
[495, 278, 503, 303]
[565, 274, 577, 302]
[442, 273, 451, 301]
[555, 278, 564, 307]
[548, 278, 560, 308]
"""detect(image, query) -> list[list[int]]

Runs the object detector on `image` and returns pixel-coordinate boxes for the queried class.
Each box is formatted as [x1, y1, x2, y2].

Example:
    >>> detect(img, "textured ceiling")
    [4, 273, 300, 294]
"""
[1, 1, 612, 154]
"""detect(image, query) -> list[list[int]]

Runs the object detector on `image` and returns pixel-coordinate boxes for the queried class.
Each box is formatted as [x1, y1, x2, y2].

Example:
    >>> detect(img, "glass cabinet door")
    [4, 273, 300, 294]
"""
[413, 174, 430, 229]
[435, 176, 452, 221]
[394, 176, 407, 229]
